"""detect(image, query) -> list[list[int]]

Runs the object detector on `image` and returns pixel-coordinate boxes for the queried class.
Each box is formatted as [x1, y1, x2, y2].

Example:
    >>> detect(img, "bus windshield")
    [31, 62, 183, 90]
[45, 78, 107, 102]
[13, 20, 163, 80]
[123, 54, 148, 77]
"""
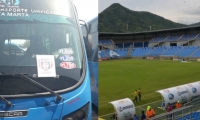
[0, 0, 84, 95]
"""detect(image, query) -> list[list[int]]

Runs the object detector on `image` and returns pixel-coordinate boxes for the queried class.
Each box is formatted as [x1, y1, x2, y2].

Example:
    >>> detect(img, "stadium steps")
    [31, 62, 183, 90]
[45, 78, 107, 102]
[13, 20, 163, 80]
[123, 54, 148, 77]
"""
[148, 42, 159, 47]
[179, 41, 189, 46]
[163, 36, 169, 42]
[177, 34, 184, 41]
[159, 47, 170, 56]
[111, 39, 114, 44]
[188, 47, 200, 57]
[174, 47, 184, 56]
[178, 34, 184, 41]
[195, 33, 200, 40]
[127, 46, 133, 57]
[194, 33, 200, 40]
[102, 50, 110, 59]
[145, 48, 155, 56]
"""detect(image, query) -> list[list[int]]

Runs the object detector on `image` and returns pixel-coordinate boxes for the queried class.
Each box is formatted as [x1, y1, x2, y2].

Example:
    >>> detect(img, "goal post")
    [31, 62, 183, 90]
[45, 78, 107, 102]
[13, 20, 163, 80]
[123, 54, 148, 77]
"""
[160, 55, 178, 61]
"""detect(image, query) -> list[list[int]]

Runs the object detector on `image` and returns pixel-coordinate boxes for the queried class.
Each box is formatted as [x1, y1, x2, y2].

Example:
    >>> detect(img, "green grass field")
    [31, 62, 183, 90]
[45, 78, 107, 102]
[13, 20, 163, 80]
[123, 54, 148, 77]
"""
[99, 59, 200, 118]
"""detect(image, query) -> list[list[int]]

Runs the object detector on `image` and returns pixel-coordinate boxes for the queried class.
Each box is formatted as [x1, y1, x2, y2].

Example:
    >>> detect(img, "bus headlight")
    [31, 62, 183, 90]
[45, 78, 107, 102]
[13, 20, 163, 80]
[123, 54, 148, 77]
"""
[62, 102, 89, 120]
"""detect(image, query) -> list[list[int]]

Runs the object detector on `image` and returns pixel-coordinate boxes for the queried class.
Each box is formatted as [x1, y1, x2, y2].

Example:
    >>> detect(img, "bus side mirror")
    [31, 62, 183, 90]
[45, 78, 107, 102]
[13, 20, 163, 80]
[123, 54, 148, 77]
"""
[80, 20, 92, 60]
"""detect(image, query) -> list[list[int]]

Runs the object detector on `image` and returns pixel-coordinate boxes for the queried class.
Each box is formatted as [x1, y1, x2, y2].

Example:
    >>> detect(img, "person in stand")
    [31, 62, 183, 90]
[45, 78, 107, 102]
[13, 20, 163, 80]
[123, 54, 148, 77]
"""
[165, 103, 172, 119]
[140, 110, 146, 120]
[175, 101, 182, 109]
[133, 89, 138, 102]
[138, 88, 142, 101]
[146, 106, 155, 119]
[133, 114, 139, 120]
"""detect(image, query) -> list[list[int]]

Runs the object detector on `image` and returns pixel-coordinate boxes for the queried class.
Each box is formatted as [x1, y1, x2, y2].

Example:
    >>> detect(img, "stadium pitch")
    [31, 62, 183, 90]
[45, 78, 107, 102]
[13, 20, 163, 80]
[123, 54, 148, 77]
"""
[99, 59, 200, 118]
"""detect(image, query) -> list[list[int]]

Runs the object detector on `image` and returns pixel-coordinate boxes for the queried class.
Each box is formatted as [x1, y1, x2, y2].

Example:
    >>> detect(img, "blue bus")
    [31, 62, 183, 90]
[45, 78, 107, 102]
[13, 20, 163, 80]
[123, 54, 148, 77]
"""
[0, 0, 93, 119]
[81, 17, 98, 116]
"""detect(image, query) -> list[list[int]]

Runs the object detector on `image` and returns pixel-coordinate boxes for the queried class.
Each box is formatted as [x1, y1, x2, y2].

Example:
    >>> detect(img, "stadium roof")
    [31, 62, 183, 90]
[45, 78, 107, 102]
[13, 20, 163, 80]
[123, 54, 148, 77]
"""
[99, 25, 200, 36]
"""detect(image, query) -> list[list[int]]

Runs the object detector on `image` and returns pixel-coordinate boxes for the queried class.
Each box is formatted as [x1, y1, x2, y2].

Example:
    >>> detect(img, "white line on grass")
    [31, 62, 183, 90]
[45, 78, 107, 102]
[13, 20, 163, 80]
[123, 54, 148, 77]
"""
[99, 92, 158, 107]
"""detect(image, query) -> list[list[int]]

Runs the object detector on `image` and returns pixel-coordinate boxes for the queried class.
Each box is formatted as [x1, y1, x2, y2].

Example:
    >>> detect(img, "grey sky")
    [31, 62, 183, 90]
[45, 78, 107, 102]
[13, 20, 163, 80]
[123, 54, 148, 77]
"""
[73, 0, 98, 22]
[99, 0, 200, 25]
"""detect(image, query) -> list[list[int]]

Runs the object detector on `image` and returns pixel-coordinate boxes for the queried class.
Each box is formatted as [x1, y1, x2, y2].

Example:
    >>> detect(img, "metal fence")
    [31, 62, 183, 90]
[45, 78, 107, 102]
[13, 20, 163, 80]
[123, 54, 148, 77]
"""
[151, 105, 193, 120]
[100, 98, 200, 120]
[151, 97, 200, 120]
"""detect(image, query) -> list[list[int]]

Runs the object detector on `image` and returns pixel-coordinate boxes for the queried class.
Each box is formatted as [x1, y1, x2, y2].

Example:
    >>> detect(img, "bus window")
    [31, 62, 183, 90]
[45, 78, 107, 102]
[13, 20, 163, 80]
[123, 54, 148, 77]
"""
[4, 39, 27, 55]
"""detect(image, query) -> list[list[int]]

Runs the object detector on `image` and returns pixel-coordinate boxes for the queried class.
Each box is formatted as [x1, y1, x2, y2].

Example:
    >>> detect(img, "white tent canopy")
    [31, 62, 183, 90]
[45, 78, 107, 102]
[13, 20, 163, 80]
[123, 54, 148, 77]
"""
[156, 81, 200, 107]
[109, 98, 135, 120]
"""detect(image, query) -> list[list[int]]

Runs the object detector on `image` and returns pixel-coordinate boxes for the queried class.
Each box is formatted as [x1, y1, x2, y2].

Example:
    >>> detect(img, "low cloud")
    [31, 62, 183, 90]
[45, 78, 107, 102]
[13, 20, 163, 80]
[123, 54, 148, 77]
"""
[183, 6, 200, 15]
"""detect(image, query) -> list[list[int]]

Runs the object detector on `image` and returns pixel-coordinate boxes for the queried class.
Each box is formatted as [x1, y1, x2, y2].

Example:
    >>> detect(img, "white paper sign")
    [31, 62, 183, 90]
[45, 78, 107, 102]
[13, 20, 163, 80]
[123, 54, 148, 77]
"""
[36, 55, 56, 77]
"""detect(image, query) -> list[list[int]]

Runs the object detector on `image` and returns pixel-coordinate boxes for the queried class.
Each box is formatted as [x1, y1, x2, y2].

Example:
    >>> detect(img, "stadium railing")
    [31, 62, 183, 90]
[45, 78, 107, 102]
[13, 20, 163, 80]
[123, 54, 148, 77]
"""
[151, 105, 193, 120]
[183, 96, 200, 112]
[195, 34, 200, 40]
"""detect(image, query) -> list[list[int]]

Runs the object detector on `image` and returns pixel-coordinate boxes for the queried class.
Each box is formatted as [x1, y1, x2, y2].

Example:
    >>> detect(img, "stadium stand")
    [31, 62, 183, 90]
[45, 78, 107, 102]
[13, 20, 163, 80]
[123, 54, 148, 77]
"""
[99, 46, 200, 58]
[195, 34, 200, 40]
[99, 27, 200, 60]
[104, 50, 111, 58]
[113, 49, 128, 57]
[98, 50, 107, 59]
[175, 46, 199, 57]
[162, 46, 182, 56]
[147, 46, 168, 56]
[150, 36, 167, 42]
[190, 48, 200, 57]
[134, 42, 143, 47]
[104, 50, 121, 58]
[179, 33, 198, 41]
[124, 43, 132, 48]
[166, 35, 181, 42]
[115, 43, 123, 48]
[176, 112, 200, 120]
[99, 49, 129, 58]
[130, 47, 153, 57]
[98, 39, 113, 45]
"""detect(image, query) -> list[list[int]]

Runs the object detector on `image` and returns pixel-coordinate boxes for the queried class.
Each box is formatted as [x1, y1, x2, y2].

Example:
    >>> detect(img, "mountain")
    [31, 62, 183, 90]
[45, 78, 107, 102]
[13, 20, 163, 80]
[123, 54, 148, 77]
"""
[189, 22, 200, 27]
[99, 3, 187, 33]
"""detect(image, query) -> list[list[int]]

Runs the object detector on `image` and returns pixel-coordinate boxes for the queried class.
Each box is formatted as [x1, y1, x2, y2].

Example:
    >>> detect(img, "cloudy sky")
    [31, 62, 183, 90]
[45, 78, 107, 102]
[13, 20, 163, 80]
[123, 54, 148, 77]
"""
[73, 0, 98, 22]
[99, 0, 200, 25]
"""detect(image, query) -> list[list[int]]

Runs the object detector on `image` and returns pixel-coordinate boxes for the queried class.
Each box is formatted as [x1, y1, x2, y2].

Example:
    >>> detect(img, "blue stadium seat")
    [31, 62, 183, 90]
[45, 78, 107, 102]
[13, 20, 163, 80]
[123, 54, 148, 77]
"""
[161, 46, 182, 56]
[166, 35, 181, 42]
[177, 112, 200, 120]
[179, 33, 198, 41]
[147, 46, 167, 56]
[113, 49, 128, 57]
[176, 46, 198, 57]
[98, 50, 107, 59]
[151, 36, 167, 42]
[130, 47, 153, 57]
[115, 43, 123, 48]
[195, 34, 200, 40]
[98, 39, 113, 45]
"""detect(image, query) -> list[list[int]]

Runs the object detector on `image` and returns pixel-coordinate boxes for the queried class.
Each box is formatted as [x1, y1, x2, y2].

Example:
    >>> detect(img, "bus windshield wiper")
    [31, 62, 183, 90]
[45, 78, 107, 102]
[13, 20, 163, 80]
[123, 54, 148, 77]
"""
[19, 74, 62, 101]
[0, 73, 62, 101]
[0, 96, 12, 107]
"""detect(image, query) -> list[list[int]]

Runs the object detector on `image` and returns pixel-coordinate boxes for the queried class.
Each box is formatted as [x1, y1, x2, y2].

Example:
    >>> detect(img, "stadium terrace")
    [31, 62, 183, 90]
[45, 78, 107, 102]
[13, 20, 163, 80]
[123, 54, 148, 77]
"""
[98, 26, 200, 61]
